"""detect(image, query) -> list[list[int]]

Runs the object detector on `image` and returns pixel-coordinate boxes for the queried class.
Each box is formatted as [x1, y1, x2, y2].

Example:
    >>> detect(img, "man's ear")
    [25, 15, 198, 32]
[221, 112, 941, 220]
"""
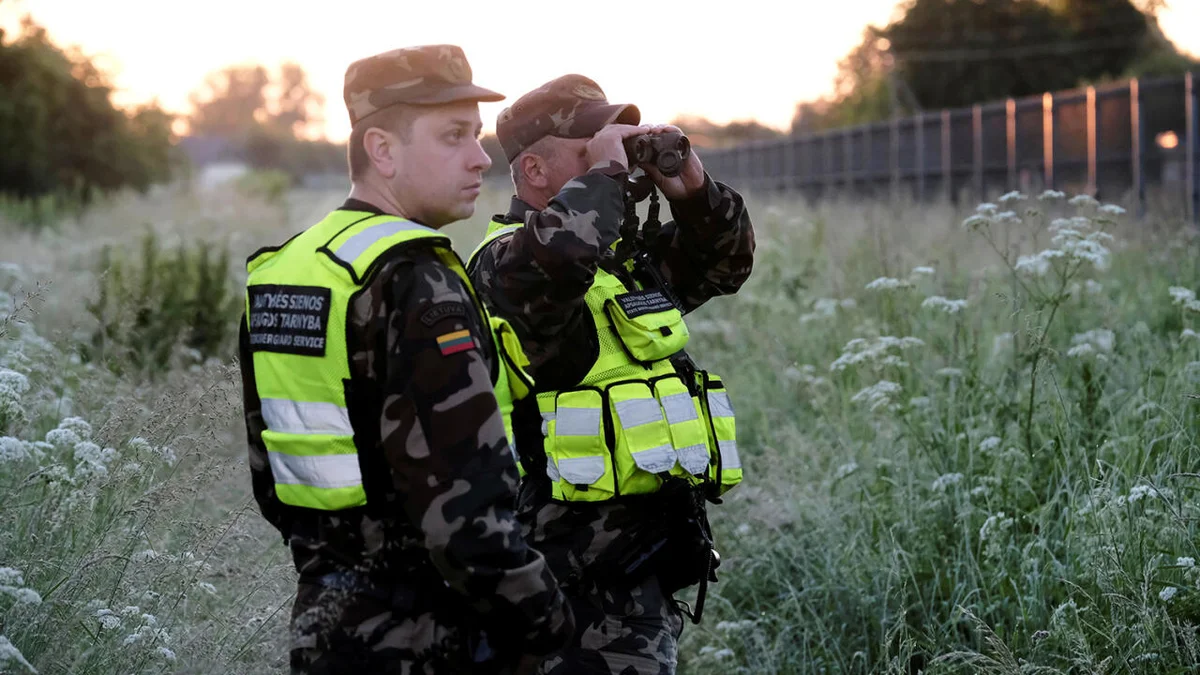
[520, 153, 546, 189]
[363, 127, 396, 179]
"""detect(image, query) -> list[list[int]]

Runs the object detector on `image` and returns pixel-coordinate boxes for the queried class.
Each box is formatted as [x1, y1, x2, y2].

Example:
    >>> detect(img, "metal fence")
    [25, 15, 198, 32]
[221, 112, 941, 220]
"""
[699, 73, 1200, 222]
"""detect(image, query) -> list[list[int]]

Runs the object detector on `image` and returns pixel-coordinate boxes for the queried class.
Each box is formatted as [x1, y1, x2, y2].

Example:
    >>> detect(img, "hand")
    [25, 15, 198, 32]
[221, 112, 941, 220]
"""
[585, 123, 651, 170]
[640, 123, 706, 201]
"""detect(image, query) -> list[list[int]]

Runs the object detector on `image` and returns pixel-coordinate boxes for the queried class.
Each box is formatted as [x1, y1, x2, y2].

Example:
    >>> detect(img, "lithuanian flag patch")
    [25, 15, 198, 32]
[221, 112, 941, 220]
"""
[436, 329, 474, 356]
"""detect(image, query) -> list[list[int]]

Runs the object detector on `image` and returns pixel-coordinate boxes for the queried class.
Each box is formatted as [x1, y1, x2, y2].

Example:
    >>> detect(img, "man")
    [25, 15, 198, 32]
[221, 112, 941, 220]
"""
[465, 74, 755, 674]
[238, 45, 574, 674]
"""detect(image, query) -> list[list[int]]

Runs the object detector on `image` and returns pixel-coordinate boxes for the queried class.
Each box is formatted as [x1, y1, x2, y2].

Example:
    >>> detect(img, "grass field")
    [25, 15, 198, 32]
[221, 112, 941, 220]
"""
[2, 176, 1199, 674]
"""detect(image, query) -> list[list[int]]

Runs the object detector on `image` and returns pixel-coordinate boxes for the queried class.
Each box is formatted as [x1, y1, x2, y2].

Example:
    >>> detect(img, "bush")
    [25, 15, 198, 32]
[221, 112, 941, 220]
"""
[82, 232, 241, 378]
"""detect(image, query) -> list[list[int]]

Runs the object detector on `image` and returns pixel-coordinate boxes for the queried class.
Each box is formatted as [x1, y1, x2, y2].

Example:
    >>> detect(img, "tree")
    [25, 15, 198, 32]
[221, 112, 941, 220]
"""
[0, 13, 179, 204]
[790, 0, 1197, 134]
[186, 64, 271, 138]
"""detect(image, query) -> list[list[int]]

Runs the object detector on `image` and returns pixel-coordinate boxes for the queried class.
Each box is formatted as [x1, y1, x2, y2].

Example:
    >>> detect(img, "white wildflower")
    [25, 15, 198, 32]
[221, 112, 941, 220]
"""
[998, 190, 1026, 204]
[56, 417, 92, 440]
[132, 549, 158, 563]
[0, 635, 37, 674]
[910, 266, 936, 278]
[1069, 194, 1100, 209]
[0, 437, 29, 463]
[44, 428, 80, 451]
[865, 276, 912, 292]
[1098, 204, 1125, 216]
[712, 649, 734, 660]
[980, 512, 1014, 541]
[850, 381, 902, 412]
[909, 396, 932, 408]
[715, 619, 757, 632]
[196, 581, 217, 595]
[932, 473, 964, 492]
[962, 214, 991, 231]
[1084, 279, 1103, 295]
[1182, 329, 1199, 342]
[1069, 329, 1115, 361]
[1128, 484, 1163, 502]
[840, 298, 857, 310]
[0, 586, 42, 605]
[829, 336, 925, 372]
[1014, 253, 1052, 277]
[1177, 557, 1195, 568]
[936, 367, 964, 378]
[971, 485, 991, 498]
[979, 436, 1002, 452]
[1039, 189, 1066, 201]
[96, 609, 123, 630]
[0, 568, 24, 586]
[72, 441, 116, 480]
[921, 296, 968, 314]
[0, 368, 29, 395]
[1160, 586, 1178, 602]
[736, 523, 750, 535]
[834, 462, 859, 480]
[1170, 286, 1197, 305]
[156, 647, 177, 661]
[976, 203, 999, 215]
[799, 298, 840, 323]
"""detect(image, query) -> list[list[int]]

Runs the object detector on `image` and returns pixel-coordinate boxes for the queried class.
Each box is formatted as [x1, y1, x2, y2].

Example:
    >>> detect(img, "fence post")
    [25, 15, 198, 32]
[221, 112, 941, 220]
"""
[1087, 85, 1098, 196]
[843, 127, 854, 196]
[1188, 72, 1199, 225]
[891, 114, 901, 200]
[783, 136, 796, 193]
[942, 109, 952, 203]
[1006, 98, 1017, 193]
[973, 104, 984, 201]
[1131, 78, 1145, 218]
[916, 112, 926, 201]
[1043, 92, 1055, 191]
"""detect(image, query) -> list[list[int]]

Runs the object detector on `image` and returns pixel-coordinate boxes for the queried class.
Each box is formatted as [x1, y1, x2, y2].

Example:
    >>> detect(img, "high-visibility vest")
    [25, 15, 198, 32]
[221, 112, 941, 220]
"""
[467, 219, 742, 503]
[245, 210, 533, 511]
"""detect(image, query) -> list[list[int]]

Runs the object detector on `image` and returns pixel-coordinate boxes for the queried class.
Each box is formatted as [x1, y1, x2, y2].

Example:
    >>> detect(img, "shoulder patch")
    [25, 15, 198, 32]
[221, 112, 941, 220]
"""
[436, 329, 476, 356]
[419, 301, 468, 327]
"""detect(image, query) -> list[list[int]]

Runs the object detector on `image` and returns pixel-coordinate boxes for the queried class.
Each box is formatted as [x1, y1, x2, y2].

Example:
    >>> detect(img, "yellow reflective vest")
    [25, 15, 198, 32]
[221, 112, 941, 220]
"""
[244, 210, 533, 511]
[467, 219, 742, 504]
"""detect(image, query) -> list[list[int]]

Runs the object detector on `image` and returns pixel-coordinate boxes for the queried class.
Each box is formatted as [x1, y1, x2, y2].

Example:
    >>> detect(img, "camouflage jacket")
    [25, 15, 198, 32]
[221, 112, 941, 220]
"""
[239, 199, 574, 656]
[467, 165, 755, 584]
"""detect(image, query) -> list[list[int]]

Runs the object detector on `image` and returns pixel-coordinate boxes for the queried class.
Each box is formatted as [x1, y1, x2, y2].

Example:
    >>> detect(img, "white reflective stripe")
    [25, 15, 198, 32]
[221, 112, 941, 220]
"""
[676, 444, 709, 475]
[719, 440, 741, 470]
[707, 391, 735, 418]
[660, 393, 698, 425]
[261, 398, 353, 435]
[631, 444, 677, 473]
[334, 219, 437, 264]
[614, 398, 663, 429]
[541, 411, 556, 437]
[556, 407, 601, 436]
[269, 451, 363, 489]
[558, 456, 605, 484]
[546, 457, 561, 482]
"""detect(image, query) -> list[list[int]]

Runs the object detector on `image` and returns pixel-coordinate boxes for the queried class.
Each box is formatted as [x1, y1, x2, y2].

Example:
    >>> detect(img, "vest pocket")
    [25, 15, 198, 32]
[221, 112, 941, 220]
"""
[651, 375, 711, 478]
[607, 381, 675, 494]
[698, 371, 742, 496]
[549, 388, 615, 501]
[603, 295, 690, 364]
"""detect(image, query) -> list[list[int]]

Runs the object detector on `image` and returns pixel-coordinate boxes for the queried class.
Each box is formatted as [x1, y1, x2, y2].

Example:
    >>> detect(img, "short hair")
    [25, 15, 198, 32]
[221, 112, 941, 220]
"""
[347, 104, 419, 180]
[509, 134, 559, 190]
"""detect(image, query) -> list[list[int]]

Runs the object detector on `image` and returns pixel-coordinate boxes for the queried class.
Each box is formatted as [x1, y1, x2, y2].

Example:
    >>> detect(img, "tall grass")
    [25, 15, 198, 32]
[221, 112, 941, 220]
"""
[2, 179, 1199, 673]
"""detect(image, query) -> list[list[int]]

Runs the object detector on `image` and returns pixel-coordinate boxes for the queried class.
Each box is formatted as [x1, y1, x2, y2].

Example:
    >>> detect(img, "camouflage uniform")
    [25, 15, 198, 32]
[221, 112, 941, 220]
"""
[467, 75, 756, 675]
[239, 46, 573, 675]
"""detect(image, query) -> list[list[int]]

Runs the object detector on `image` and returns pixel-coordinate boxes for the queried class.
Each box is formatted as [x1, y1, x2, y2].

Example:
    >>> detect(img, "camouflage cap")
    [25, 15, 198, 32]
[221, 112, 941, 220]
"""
[496, 74, 640, 163]
[343, 45, 504, 127]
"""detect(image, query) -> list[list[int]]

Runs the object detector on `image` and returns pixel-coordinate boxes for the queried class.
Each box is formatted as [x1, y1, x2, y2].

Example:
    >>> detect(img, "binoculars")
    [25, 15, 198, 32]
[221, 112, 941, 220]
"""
[623, 130, 691, 177]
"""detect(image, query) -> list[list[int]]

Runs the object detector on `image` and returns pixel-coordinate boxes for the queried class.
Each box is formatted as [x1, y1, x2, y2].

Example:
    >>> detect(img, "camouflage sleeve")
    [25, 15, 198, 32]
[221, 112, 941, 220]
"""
[379, 252, 574, 655]
[469, 160, 627, 371]
[238, 313, 290, 544]
[647, 172, 756, 313]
